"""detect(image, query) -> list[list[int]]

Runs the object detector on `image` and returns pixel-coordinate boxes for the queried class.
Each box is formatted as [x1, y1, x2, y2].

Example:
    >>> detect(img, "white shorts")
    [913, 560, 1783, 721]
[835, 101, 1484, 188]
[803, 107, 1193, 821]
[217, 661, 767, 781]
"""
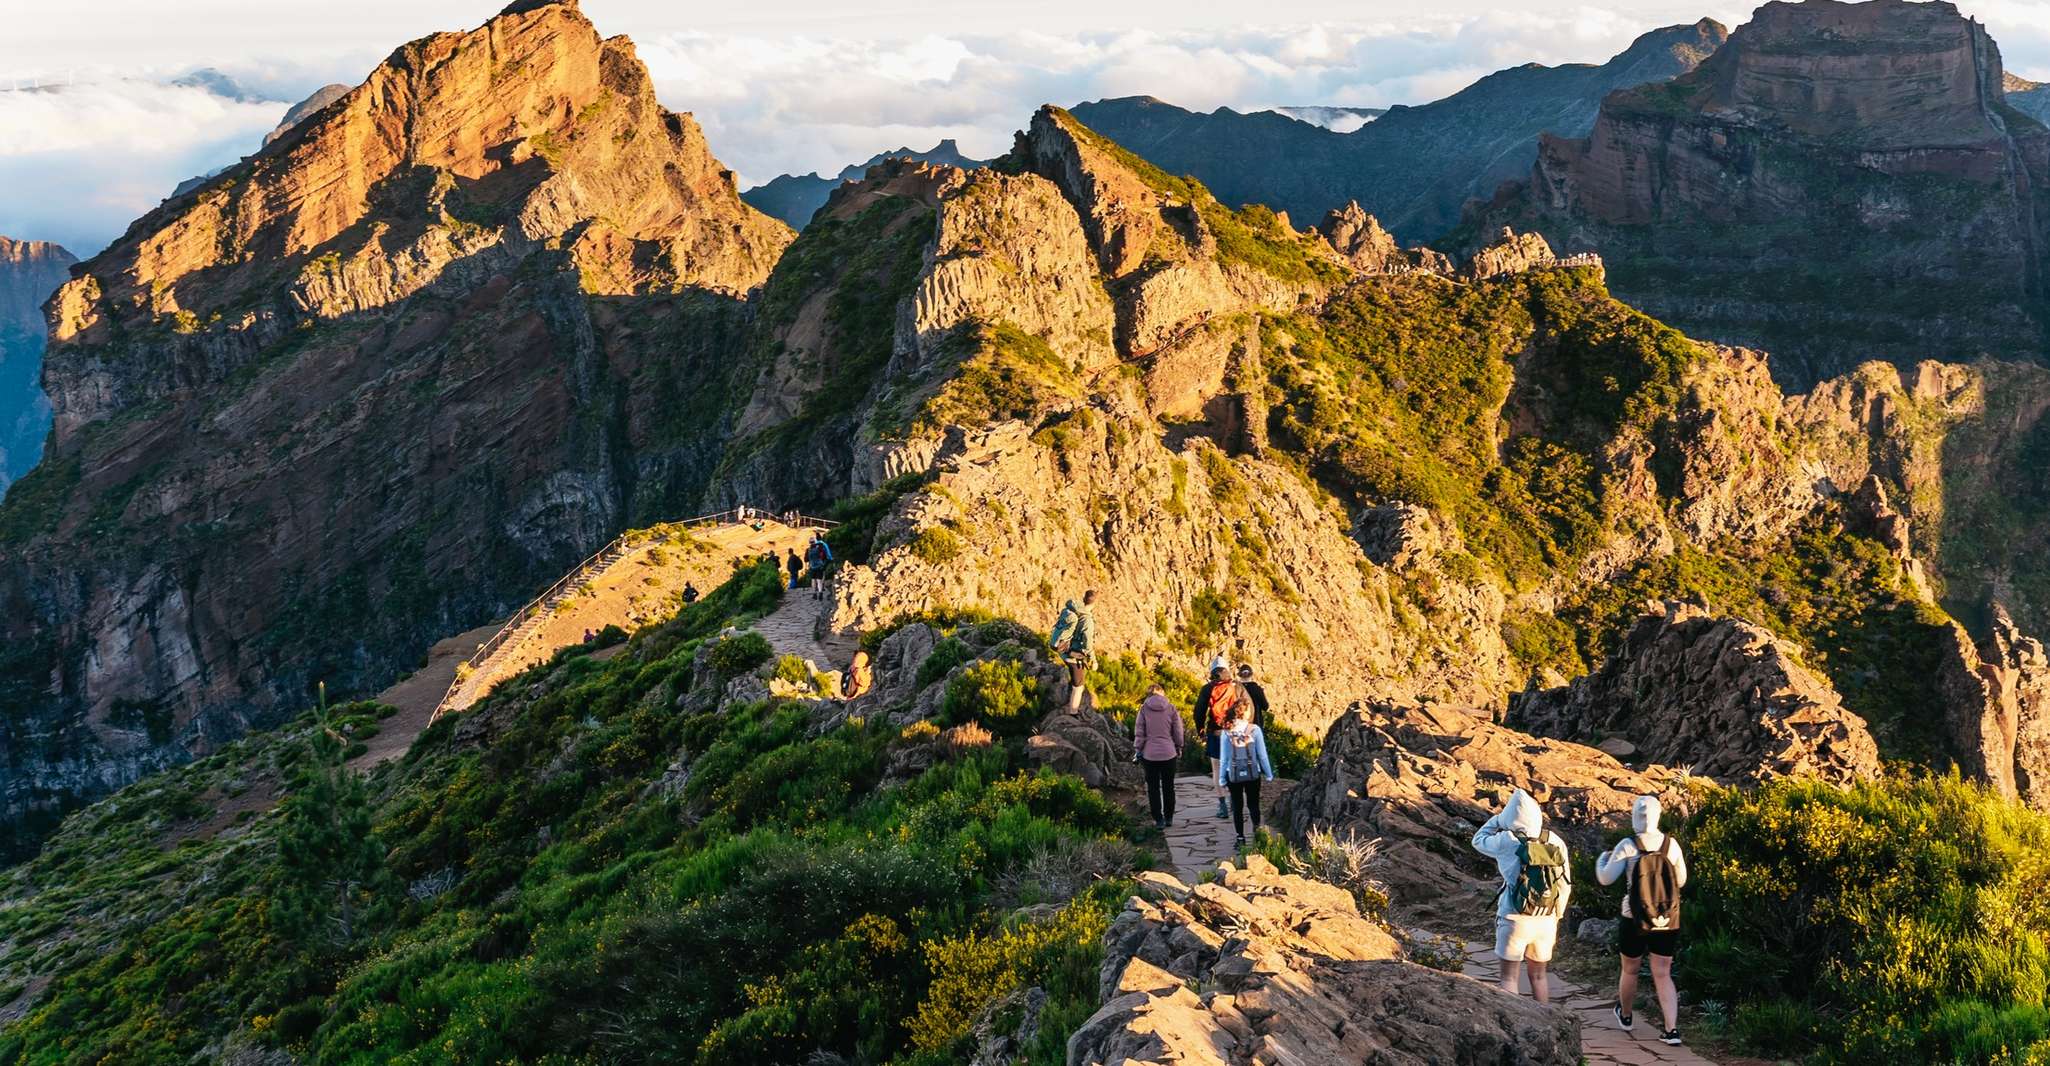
[1494, 914, 1560, 963]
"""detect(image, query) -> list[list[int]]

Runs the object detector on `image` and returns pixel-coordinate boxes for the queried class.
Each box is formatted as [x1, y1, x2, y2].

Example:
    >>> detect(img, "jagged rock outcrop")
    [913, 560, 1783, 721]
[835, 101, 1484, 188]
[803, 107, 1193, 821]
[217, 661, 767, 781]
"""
[1482, 0, 2050, 388]
[1513, 602, 1883, 785]
[0, 0, 792, 858]
[1276, 700, 1680, 910]
[1463, 227, 1560, 279]
[1069, 20, 1727, 242]
[1935, 606, 2050, 810]
[1316, 202, 1449, 274]
[0, 237, 75, 493]
[827, 397, 1516, 734]
[1070, 857, 1581, 1065]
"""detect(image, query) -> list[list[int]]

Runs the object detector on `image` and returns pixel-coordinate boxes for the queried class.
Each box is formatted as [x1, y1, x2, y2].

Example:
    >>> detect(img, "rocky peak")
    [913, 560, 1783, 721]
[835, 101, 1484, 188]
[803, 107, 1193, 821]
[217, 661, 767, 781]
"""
[0, 237, 77, 494]
[44, 0, 790, 444]
[0, 238, 76, 337]
[1512, 601, 1883, 786]
[261, 83, 351, 147]
[1683, 0, 2009, 144]
[1316, 202, 1449, 274]
[1482, 0, 2050, 387]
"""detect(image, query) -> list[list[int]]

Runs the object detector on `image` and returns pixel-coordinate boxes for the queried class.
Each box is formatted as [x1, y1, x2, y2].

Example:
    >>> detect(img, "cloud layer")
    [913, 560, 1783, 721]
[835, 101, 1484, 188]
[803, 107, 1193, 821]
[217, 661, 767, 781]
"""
[6, 0, 2050, 256]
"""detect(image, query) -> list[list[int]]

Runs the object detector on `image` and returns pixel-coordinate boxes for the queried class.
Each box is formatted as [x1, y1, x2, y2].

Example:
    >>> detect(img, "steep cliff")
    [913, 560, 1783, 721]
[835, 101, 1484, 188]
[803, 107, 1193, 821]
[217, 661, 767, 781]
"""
[1069, 20, 1727, 243]
[0, 0, 791, 858]
[1482, 0, 2050, 388]
[0, 238, 76, 496]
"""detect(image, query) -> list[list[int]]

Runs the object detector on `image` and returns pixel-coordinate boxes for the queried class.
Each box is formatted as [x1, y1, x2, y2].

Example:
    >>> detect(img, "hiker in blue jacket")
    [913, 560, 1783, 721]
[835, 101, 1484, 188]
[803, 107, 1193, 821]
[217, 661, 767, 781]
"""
[1213, 702, 1274, 849]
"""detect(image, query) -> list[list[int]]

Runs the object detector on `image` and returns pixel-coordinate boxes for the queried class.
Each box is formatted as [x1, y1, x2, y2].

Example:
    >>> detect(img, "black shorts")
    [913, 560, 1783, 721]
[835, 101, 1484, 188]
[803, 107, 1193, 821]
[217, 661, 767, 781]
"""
[1618, 919, 1680, 958]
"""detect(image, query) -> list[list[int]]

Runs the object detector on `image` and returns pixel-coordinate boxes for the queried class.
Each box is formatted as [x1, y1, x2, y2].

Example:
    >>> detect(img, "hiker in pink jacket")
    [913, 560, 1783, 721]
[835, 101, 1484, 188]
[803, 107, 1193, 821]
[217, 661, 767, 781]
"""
[1132, 684, 1185, 829]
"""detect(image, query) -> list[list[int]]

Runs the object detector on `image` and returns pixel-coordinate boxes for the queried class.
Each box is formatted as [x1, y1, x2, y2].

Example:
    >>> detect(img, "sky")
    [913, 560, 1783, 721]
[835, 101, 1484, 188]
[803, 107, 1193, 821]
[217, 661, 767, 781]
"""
[5, 0, 2050, 256]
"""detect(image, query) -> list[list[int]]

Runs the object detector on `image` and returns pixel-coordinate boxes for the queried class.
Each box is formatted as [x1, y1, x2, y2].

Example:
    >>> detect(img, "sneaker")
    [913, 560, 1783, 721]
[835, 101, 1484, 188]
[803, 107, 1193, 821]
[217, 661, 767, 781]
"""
[1659, 1029, 1682, 1046]
[1153, 818, 1165, 830]
[1215, 799, 1229, 819]
[1234, 834, 1245, 849]
[1612, 1002, 1633, 1031]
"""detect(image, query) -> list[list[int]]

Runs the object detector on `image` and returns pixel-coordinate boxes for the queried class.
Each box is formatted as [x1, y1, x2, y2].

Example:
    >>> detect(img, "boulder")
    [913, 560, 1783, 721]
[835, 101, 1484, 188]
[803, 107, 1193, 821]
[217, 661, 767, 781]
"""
[1935, 606, 2050, 811]
[1512, 601, 1882, 786]
[1025, 706, 1142, 792]
[1276, 700, 1680, 910]
[1070, 859, 1581, 1066]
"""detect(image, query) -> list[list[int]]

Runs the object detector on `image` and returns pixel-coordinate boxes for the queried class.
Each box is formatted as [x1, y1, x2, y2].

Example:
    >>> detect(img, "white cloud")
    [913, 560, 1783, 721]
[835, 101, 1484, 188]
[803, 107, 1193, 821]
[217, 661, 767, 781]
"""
[8, 0, 2050, 255]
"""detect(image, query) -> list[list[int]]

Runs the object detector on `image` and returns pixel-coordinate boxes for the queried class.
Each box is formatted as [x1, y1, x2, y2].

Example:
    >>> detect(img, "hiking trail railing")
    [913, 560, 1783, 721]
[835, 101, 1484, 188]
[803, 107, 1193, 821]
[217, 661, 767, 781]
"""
[429, 507, 839, 721]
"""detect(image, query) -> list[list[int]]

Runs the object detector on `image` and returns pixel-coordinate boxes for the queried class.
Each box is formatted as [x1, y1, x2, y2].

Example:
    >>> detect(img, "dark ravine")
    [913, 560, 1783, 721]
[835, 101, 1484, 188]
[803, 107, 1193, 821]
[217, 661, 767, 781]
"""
[0, 238, 76, 497]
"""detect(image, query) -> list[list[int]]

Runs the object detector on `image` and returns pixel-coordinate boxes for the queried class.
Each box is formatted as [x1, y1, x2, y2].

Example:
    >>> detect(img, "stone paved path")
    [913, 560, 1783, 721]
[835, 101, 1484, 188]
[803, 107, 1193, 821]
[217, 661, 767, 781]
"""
[1160, 774, 1248, 878]
[1461, 942, 1719, 1065]
[751, 582, 859, 673]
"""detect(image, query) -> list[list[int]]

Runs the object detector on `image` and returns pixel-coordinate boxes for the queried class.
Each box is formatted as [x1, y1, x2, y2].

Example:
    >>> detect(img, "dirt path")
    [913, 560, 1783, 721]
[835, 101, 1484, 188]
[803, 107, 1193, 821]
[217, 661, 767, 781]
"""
[353, 622, 504, 770]
[443, 521, 817, 714]
[1461, 944, 1720, 1065]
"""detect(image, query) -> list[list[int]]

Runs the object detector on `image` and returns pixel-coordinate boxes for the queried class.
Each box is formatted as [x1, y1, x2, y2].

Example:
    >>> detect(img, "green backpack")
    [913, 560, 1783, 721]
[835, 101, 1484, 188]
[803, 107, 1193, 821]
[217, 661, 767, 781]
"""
[1511, 830, 1568, 917]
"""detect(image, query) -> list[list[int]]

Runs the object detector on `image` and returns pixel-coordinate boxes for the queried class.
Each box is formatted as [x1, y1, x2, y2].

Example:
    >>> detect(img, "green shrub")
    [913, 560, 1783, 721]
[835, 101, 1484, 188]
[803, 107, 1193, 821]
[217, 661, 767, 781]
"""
[916, 638, 974, 689]
[1260, 719, 1319, 779]
[908, 525, 965, 565]
[707, 632, 773, 678]
[1685, 775, 2050, 1063]
[940, 659, 1042, 737]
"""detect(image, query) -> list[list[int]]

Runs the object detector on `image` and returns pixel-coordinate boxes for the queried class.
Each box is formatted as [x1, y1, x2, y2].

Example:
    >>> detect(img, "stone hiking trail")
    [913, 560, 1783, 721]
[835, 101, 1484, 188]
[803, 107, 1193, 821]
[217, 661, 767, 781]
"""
[1159, 776, 1723, 1066]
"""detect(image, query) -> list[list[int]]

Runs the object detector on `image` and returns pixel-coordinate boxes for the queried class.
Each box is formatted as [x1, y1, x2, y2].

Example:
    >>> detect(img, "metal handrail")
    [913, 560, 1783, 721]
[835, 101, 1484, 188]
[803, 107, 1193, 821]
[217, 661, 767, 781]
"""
[429, 506, 839, 720]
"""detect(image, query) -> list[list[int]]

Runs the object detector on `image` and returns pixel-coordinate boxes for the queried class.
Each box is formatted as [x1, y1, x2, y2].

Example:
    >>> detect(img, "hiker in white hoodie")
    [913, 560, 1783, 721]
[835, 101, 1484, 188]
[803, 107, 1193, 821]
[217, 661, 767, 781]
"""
[1597, 795, 1689, 1046]
[1471, 789, 1571, 1004]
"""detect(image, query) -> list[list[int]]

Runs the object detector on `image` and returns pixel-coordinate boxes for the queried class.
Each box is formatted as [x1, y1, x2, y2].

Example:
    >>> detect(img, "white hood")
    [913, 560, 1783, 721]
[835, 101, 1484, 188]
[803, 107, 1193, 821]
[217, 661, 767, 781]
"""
[1632, 795, 1662, 836]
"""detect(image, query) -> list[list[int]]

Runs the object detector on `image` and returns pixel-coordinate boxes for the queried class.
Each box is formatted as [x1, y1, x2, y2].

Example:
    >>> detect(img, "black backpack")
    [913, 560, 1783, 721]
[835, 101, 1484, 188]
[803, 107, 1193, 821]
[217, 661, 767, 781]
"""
[1629, 835, 1682, 932]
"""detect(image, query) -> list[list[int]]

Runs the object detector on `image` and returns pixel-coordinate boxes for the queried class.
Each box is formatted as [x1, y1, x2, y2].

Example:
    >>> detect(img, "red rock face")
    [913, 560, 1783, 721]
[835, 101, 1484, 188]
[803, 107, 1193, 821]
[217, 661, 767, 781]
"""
[0, 0, 789, 858]
[1492, 0, 2050, 387]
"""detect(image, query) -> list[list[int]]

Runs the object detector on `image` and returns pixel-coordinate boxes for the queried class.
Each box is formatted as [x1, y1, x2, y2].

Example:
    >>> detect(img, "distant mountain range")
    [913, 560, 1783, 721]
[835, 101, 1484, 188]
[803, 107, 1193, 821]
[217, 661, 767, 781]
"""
[1069, 19, 1729, 242]
[741, 140, 986, 229]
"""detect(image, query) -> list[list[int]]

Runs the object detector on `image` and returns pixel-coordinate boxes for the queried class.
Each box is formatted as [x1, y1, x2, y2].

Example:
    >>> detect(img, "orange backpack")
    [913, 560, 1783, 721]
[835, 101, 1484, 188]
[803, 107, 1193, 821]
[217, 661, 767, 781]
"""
[1206, 681, 1247, 729]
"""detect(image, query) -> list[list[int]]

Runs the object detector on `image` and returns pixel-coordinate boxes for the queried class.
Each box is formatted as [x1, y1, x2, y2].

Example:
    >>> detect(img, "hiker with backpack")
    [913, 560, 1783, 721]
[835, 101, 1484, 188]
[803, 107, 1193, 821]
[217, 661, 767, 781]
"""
[1472, 789, 1572, 1005]
[1195, 665, 1243, 818]
[1213, 701, 1274, 848]
[1132, 683, 1185, 829]
[784, 549, 805, 590]
[805, 534, 833, 600]
[1597, 795, 1689, 1046]
[1047, 592, 1097, 712]
[1235, 663, 1266, 725]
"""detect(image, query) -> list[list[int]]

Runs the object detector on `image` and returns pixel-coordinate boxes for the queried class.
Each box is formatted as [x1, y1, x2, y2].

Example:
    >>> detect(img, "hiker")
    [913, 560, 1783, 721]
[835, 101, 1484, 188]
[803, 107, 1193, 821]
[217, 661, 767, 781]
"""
[805, 533, 834, 600]
[1213, 700, 1274, 848]
[1472, 789, 1572, 1005]
[841, 649, 873, 700]
[1195, 665, 1244, 818]
[1047, 591, 1097, 712]
[1236, 663, 1267, 725]
[1132, 683, 1185, 829]
[681, 582, 700, 605]
[1598, 795, 1689, 1046]
[785, 549, 804, 590]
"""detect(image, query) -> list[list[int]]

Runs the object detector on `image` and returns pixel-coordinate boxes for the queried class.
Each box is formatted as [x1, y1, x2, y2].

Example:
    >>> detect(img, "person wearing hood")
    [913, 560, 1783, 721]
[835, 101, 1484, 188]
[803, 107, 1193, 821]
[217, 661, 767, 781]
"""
[1048, 592, 1098, 712]
[1471, 789, 1572, 1004]
[1598, 795, 1689, 1046]
[1132, 683, 1185, 829]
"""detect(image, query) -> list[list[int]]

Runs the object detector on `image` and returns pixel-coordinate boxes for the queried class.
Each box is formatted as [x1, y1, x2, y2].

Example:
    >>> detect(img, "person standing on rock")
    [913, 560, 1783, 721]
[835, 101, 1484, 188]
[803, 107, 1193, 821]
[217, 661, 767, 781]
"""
[681, 582, 700, 605]
[1472, 789, 1572, 1006]
[784, 548, 804, 590]
[1598, 795, 1688, 1047]
[1132, 683, 1185, 829]
[1047, 591, 1097, 712]
[1214, 700, 1274, 849]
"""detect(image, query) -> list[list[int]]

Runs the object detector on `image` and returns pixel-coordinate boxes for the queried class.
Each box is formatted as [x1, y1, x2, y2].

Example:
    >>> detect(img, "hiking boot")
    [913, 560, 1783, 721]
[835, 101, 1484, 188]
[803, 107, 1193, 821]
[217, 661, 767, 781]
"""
[1612, 1002, 1633, 1031]
[1233, 834, 1245, 849]
[1659, 1029, 1682, 1046]
[1215, 799, 1228, 819]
